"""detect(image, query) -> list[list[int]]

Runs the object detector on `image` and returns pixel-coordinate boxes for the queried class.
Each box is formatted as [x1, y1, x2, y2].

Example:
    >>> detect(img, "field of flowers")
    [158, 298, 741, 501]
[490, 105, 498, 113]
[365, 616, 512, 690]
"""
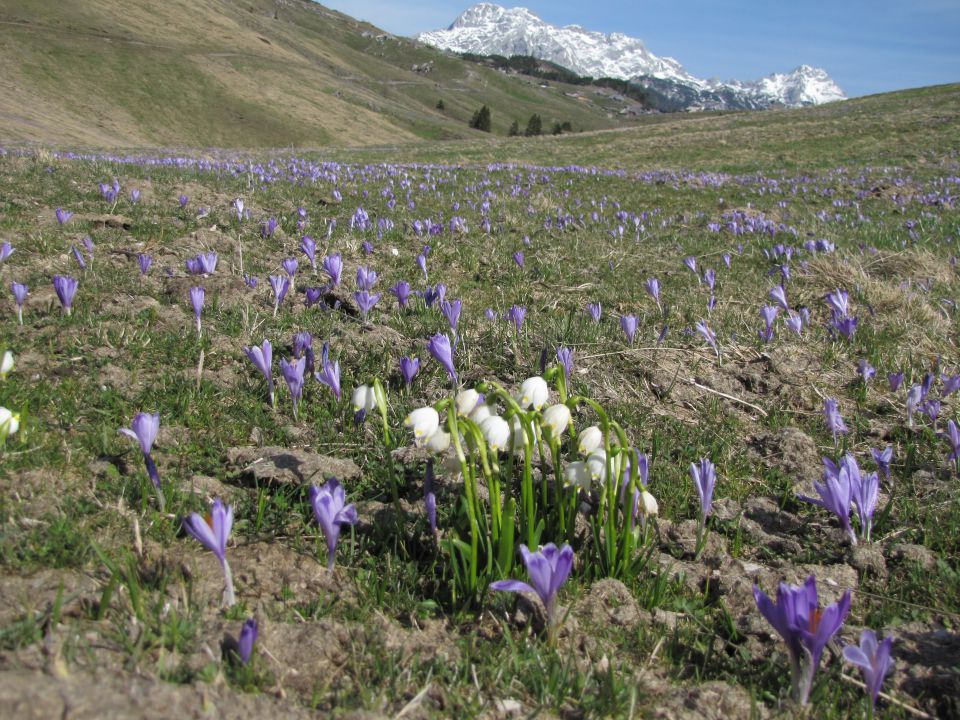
[0, 146, 958, 718]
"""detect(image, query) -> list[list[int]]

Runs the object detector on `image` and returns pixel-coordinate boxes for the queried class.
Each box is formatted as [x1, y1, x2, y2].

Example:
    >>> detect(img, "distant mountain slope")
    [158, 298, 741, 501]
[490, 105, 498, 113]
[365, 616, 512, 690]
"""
[418, 3, 846, 110]
[0, 0, 636, 148]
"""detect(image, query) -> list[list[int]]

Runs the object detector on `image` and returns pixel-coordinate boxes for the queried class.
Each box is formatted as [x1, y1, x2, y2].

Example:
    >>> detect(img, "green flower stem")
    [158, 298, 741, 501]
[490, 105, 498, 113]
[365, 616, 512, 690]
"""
[447, 405, 479, 594]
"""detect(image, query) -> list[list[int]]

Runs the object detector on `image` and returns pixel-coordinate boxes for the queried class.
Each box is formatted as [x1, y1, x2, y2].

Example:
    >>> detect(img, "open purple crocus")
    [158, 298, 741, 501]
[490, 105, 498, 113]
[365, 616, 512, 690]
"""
[309, 478, 358, 570]
[798, 456, 858, 545]
[354, 290, 381, 322]
[823, 397, 848, 446]
[300, 236, 316, 270]
[389, 281, 411, 309]
[490, 543, 574, 638]
[119, 411, 164, 509]
[183, 498, 236, 607]
[843, 629, 894, 714]
[753, 575, 852, 705]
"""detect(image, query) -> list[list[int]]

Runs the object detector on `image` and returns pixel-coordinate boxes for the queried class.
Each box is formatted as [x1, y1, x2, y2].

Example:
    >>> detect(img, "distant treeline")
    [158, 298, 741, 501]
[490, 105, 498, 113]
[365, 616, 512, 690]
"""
[459, 53, 656, 109]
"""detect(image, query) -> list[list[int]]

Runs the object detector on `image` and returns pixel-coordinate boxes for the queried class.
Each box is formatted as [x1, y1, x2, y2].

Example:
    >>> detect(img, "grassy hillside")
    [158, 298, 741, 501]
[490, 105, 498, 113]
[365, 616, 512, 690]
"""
[327, 82, 960, 174]
[0, 0, 637, 148]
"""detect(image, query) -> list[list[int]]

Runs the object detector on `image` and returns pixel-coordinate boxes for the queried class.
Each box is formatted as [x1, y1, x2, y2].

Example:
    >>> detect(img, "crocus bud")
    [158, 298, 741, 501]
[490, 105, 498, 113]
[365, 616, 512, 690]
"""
[542, 404, 571, 437]
[480, 415, 511, 452]
[578, 426, 603, 455]
[405, 407, 440, 445]
[564, 461, 590, 489]
[0, 351, 13, 379]
[518, 376, 549, 410]
[372, 379, 388, 418]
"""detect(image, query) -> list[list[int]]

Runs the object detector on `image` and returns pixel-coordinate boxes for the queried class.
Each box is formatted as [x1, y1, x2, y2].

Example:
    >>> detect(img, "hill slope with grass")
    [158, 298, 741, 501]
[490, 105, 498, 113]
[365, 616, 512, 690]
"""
[330, 82, 960, 174]
[0, 0, 637, 148]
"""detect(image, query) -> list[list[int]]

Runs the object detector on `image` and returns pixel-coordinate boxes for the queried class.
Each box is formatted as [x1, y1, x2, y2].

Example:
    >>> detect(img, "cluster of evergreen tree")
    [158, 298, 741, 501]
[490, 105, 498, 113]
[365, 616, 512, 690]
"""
[469, 104, 492, 132]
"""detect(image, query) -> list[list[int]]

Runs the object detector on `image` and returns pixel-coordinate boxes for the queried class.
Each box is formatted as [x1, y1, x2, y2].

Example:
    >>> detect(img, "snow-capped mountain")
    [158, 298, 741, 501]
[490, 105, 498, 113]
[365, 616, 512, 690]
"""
[417, 4, 845, 110]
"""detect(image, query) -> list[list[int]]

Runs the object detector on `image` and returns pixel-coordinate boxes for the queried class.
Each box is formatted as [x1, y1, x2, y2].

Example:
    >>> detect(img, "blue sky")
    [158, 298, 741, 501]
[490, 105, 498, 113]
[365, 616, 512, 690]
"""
[320, 0, 960, 97]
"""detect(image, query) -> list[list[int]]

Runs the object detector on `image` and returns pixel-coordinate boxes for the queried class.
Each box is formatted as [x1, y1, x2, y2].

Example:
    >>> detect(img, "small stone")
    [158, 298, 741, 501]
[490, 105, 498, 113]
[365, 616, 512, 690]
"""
[888, 543, 937, 570]
[848, 544, 888, 578]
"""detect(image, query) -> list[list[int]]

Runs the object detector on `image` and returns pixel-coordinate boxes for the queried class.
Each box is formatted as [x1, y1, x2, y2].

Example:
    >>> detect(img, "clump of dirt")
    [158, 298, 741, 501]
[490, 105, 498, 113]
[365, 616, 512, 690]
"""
[225, 446, 361, 487]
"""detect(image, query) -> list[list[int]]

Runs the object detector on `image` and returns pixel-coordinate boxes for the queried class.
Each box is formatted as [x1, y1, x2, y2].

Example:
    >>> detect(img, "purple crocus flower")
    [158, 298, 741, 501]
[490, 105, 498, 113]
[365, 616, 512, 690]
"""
[292, 331, 314, 375]
[770, 285, 789, 311]
[323, 254, 343, 286]
[906, 385, 923, 427]
[362, 240, 374, 255]
[703, 268, 716, 291]
[185, 257, 202, 275]
[785, 310, 803, 335]
[620, 314, 638, 345]
[179, 194, 189, 208]
[422, 285, 444, 308]
[189, 286, 205, 335]
[399, 356, 420, 388]
[305, 287, 322, 308]
[55, 208, 73, 226]
[484, 308, 497, 321]
[70, 246, 86, 270]
[315, 344, 341, 401]
[119, 411, 163, 508]
[416, 253, 428, 281]
[233, 198, 244, 222]
[130, 189, 140, 204]
[280, 356, 306, 419]
[283, 257, 298, 278]
[920, 372, 934, 400]
[237, 618, 258, 665]
[243, 339, 274, 407]
[354, 290, 381, 322]
[389, 281, 411, 309]
[858, 359, 876, 384]
[198, 252, 217, 275]
[308, 478, 358, 570]
[759, 305, 779, 342]
[269, 275, 290, 316]
[82, 236, 94, 261]
[182, 498, 235, 606]
[690, 458, 717, 526]
[722, 252, 732, 268]
[833, 315, 858, 342]
[942, 419, 960, 472]
[923, 399, 941, 424]
[683, 256, 697, 275]
[513, 251, 525, 269]
[507, 305, 526, 334]
[825, 288, 850, 317]
[490, 543, 574, 634]
[938, 373, 960, 398]
[427, 333, 457, 383]
[587, 302, 601, 323]
[440, 298, 462, 332]
[0, 242, 13, 262]
[556, 346, 574, 383]
[137, 253, 152, 276]
[260, 217, 277, 239]
[645, 277, 661, 311]
[843, 629, 894, 713]
[300, 236, 316, 270]
[872, 446, 893, 481]
[356, 265, 378, 291]
[11, 282, 27, 325]
[798, 457, 857, 545]
[244, 274, 258, 289]
[53, 275, 78, 315]
[753, 576, 852, 705]
[424, 459, 437, 535]
[823, 398, 848, 446]
[695, 320, 719, 359]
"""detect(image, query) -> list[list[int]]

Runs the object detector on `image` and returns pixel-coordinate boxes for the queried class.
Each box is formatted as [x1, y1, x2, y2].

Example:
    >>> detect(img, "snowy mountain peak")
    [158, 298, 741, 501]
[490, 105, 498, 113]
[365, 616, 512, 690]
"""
[418, 4, 845, 109]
